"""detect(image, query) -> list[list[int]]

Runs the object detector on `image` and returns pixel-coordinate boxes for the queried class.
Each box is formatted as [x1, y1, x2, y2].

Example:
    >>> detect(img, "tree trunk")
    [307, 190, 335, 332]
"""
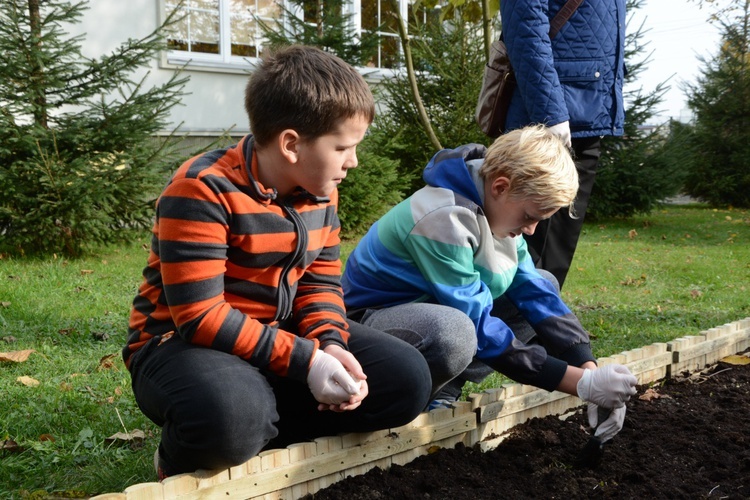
[28, 0, 48, 128]
[391, 1, 442, 152]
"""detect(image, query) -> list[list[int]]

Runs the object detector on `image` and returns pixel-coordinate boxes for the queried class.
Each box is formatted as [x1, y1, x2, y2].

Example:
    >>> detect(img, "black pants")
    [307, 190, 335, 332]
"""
[524, 136, 602, 288]
[129, 321, 431, 475]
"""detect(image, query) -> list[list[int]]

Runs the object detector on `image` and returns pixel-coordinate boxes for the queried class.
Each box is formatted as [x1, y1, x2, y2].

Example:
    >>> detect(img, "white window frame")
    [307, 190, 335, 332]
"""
[349, 0, 408, 77]
[160, 0, 272, 72]
[159, 0, 430, 77]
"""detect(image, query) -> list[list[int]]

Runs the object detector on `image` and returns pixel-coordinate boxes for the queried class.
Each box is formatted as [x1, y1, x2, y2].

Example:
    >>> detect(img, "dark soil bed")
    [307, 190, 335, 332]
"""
[308, 355, 750, 499]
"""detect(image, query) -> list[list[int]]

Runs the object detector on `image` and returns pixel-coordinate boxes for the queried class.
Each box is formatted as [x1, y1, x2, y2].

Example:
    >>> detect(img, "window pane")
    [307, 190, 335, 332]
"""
[302, 0, 319, 23]
[361, 0, 399, 32]
[380, 0, 399, 32]
[166, 0, 220, 54]
[409, 1, 441, 27]
[361, 0, 378, 31]
[361, 0, 401, 68]
[379, 34, 400, 68]
[230, 0, 256, 57]
[240, 0, 281, 57]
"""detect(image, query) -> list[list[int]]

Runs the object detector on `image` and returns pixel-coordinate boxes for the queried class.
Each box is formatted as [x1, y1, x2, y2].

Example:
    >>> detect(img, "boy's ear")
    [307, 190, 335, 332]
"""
[490, 176, 511, 197]
[278, 129, 301, 164]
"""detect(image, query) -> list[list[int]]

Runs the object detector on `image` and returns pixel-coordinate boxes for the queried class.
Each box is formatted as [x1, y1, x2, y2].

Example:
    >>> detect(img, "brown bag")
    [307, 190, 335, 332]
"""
[475, 0, 584, 138]
[474, 39, 514, 139]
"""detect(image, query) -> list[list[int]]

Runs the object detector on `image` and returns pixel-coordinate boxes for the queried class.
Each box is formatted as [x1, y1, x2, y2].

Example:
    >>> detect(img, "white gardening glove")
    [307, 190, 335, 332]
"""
[577, 364, 637, 409]
[307, 350, 361, 405]
[587, 403, 627, 443]
[547, 120, 572, 148]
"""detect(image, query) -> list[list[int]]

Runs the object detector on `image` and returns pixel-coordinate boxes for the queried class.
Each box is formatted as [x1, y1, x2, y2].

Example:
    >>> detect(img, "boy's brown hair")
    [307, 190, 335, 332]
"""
[245, 45, 375, 147]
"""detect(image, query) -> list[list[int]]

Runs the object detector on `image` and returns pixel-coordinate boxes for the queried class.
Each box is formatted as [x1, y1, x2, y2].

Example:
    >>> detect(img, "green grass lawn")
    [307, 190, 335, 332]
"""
[1, 205, 748, 498]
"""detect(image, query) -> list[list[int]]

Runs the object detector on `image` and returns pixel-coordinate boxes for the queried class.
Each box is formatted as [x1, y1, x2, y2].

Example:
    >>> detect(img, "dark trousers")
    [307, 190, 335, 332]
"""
[129, 321, 431, 475]
[524, 136, 602, 288]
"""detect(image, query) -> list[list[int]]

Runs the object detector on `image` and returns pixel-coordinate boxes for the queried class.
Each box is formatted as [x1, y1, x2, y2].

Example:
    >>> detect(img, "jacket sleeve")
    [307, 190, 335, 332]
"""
[404, 206, 575, 391]
[505, 238, 596, 368]
[501, 0, 569, 126]
[293, 194, 350, 351]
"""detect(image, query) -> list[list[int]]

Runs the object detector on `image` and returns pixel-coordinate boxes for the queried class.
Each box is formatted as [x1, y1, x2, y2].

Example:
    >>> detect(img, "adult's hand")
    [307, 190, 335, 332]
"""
[577, 364, 637, 409]
[307, 350, 361, 408]
[547, 120, 572, 148]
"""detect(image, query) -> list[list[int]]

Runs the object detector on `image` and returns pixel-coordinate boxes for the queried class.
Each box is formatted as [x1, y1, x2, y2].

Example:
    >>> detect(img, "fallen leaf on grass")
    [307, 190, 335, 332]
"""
[98, 353, 118, 371]
[17, 376, 40, 387]
[1, 438, 22, 453]
[720, 354, 750, 366]
[621, 274, 647, 287]
[92, 331, 110, 341]
[639, 388, 671, 401]
[0, 349, 35, 363]
[1, 301, 10, 307]
[105, 429, 147, 445]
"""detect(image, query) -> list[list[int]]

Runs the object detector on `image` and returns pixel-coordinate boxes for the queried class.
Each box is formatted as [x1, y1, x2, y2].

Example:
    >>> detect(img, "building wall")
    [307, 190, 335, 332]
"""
[71, 0, 252, 137]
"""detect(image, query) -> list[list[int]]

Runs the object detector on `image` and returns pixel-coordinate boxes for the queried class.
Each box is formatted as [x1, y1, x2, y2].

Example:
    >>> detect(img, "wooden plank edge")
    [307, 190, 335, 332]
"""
[109, 317, 750, 499]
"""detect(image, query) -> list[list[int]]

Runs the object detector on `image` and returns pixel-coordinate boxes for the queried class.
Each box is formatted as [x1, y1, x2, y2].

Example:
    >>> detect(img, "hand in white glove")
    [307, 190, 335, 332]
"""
[547, 120, 572, 148]
[577, 364, 637, 409]
[587, 403, 627, 443]
[307, 350, 361, 405]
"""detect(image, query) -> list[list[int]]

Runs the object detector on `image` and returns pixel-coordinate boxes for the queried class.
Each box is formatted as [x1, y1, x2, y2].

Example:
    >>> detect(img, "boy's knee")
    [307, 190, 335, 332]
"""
[428, 310, 477, 361]
[193, 396, 279, 469]
[164, 376, 279, 472]
[537, 269, 560, 293]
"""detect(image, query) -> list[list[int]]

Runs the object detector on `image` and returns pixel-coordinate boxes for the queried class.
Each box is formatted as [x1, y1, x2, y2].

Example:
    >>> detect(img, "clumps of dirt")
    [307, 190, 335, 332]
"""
[308, 356, 750, 499]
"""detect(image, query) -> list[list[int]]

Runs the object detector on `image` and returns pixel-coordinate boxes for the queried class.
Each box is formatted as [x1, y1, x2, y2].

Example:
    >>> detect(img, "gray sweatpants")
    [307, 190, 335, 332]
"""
[359, 270, 558, 401]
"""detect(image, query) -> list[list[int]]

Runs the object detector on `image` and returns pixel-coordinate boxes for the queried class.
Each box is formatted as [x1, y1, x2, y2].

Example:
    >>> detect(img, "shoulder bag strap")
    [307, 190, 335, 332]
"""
[549, 0, 584, 39]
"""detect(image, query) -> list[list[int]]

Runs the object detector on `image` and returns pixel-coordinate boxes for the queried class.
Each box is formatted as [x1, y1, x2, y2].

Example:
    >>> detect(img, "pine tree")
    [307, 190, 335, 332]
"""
[259, 0, 380, 67]
[586, 0, 688, 219]
[0, 0, 189, 256]
[366, 13, 489, 193]
[683, 0, 750, 207]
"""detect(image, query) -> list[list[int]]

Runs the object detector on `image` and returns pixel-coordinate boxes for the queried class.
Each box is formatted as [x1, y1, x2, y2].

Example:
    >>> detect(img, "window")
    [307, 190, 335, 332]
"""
[358, 0, 400, 69]
[356, 1, 443, 70]
[163, 0, 442, 72]
[165, 0, 280, 66]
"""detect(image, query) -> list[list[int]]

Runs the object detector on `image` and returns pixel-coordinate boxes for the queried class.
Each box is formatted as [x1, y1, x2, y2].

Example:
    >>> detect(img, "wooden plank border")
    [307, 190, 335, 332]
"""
[93, 317, 750, 500]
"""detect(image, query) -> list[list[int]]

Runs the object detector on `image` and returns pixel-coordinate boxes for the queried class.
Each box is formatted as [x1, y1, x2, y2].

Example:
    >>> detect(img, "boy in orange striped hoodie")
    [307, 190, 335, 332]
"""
[123, 45, 431, 479]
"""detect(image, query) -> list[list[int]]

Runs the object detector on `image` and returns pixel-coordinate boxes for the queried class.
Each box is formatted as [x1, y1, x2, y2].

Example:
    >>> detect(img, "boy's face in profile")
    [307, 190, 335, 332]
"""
[292, 114, 369, 198]
[483, 175, 558, 239]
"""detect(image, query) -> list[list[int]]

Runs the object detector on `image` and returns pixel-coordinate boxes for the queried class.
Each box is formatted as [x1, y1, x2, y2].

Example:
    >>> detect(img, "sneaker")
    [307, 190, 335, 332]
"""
[427, 398, 456, 411]
[154, 448, 169, 481]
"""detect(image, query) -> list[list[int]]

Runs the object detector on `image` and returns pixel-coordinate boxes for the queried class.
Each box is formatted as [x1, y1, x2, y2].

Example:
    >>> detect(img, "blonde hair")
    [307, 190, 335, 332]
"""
[479, 125, 578, 215]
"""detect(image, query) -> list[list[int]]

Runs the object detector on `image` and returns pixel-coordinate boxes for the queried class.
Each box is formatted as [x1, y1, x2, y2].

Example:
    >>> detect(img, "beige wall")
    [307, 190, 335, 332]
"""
[70, 0, 253, 136]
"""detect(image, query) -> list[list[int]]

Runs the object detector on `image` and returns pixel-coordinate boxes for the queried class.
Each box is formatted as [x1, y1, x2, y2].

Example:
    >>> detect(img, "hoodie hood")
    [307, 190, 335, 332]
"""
[422, 144, 487, 206]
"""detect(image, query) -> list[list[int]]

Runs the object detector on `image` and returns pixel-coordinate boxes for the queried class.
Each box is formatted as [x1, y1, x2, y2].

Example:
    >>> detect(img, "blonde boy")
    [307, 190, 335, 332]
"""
[344, 125, 636, 444]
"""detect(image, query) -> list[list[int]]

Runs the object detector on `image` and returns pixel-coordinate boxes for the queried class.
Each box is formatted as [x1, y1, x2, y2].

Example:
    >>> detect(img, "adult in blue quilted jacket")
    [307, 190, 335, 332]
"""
[501, 0, 626, 288]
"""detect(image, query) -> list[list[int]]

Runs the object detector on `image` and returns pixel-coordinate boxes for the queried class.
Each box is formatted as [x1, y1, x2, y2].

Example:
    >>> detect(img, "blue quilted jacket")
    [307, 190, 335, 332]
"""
[501, 0, 626, 137]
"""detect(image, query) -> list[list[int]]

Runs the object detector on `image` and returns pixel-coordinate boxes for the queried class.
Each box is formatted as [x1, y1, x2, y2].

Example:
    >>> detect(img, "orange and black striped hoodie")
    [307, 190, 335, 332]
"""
[123, 135, 349, 382]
